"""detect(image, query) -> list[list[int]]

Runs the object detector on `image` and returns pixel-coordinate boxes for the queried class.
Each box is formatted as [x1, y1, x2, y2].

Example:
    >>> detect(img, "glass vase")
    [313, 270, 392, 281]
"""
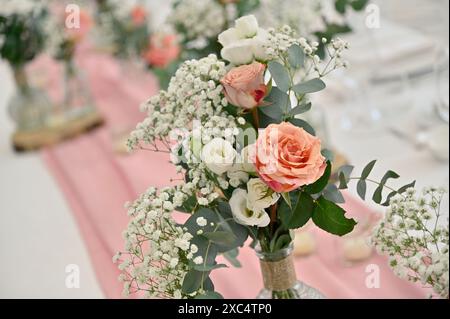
[58, 60, 95, 121]
[8, 66, 52, 131]
[255, 243, 325, 299]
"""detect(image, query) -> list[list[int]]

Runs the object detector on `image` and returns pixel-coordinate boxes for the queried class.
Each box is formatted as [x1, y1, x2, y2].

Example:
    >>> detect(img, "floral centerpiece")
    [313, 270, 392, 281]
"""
[116, 15, 418, 299]
[94, 0, 150, 59]
[44, 1, 97, 121]
[0, 0, 51, 131]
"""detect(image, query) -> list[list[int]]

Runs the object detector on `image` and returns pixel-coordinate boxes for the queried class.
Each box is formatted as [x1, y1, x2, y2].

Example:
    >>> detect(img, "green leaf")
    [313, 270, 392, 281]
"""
[289, 102, 311, 116]
[290, 192, 314, 228]
[380, 181, 415, 206]
[181, 270, 204, 294]
[223, 248, 242, 268]
[351, 0, 369, 11]
[323, 184, 345, 203]
[193, 263, 228, 272]
[281, 192, 292, 209]
[357, 179, 367, 200]
[361, 160, 376, 179]
[274, 234, 292, 251]
[260, 87, 288, 119]
[194, 291, 224, 299]
[288, 44, 304, 69]
[335, 0, 348, 14]
[337, 165, 354, 189]
[312, 196, 356, 236]
[380, 170, 400, 185]
[372, 185, 383, 204]
[321, 149, 335, 162]
[268, 61, 291, 92]
[289, 118, 315, 136]
[304, 161, 332, 194]
[292, 78, 326, 95]
[203, 231, 237, 246]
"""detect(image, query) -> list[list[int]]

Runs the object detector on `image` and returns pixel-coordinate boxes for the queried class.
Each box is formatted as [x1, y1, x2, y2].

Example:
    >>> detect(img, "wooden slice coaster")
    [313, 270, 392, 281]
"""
[12, 110, 104, 152]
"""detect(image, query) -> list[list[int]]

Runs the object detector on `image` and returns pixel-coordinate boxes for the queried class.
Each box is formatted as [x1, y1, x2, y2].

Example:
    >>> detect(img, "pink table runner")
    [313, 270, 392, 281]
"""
[36, 49, 430, 299]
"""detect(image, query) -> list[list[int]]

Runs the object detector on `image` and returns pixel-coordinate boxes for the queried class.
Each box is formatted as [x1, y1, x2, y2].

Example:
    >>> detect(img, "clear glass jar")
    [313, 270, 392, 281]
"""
[255, 243, 325, 299]
[8, 66, 52, 131]
[58, 59, 95, 121]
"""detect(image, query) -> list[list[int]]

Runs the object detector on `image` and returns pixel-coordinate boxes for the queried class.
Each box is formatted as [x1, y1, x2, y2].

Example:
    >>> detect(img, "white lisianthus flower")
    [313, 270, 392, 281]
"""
[229, 189, 270, 227]
[201, 138, 237, 175]
[246, 178, 280, 211]
[218, 15, 269, 65]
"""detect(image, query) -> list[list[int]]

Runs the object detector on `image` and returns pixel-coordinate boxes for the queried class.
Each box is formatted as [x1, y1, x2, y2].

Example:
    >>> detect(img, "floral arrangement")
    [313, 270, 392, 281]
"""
[116, 15, 419, 299]
[45, 2, 92, 62]
[94, 0, 150, 59]
[255, 0, 368, 56]
[372, 187, 449, 299]
[0, 0, 48, 68]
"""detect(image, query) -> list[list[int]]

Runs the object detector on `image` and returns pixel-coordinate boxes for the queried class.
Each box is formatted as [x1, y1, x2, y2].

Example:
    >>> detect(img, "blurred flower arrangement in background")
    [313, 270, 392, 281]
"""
[372, 187, 449, 298]
[0, 0, 52, 131]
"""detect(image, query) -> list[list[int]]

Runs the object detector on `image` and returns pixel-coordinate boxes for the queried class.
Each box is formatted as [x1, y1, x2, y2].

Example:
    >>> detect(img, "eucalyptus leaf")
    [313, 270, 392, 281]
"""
[223, 248, 242, 268]
[268, 61, 291, 92]
[372, 185, 383, 204]
[288, 44, 304, 68]
[357, 179, 367, 200]
[292, 78, 326, 95]
[193, 263, 228, 272]
[181, 270, 204, 294]
[289, 118, 315, 136]
[361, 160, 376, 179]
[203, 231, 237, 246]
[290, 102, 311, 116]
[260, 87, 288, 119]
[323, 184, 345, 203]
[194, 291, 224, 299]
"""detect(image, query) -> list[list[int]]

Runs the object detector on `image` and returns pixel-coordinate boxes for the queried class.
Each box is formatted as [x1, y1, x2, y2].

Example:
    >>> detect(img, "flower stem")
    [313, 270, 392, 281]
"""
[251, 107, 260, 129]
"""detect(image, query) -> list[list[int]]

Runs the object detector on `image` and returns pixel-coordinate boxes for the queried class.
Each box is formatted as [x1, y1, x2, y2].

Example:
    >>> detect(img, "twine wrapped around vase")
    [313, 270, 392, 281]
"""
[259, 254, 297, 291]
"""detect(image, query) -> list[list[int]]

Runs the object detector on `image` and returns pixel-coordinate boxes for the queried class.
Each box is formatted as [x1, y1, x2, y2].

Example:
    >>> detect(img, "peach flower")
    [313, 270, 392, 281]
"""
[220, 62, 267, 109]
[131, 5, 147, 26]
[143, 34, 180, 68]
[254, 122, 326, 193]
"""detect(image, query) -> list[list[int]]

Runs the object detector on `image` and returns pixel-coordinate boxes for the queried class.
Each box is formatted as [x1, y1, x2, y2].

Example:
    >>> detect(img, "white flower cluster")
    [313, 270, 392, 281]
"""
[167, 0, 228, 42]
[256, 0, 345, 37]
[264, 25, 349, 78]
[115, 186, 200, 298]
[372, 187, 449, 299]
[128, 54, 229, 150]
[0, 0, 45, 17]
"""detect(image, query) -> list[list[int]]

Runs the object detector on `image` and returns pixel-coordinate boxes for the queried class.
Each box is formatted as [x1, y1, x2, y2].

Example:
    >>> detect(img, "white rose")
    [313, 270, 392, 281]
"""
[201, 138, 236, 175]
[221, 39, 255, 66]
[218, 28, 240, 47]
[246, 178, 280, 212]
[229, 188, 270, 227]
[218, 15, 269, 65]
[234, 15, 259, 38]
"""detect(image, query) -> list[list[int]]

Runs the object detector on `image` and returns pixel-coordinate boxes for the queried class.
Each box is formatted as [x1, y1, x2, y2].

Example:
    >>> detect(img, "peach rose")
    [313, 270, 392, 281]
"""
[143, 34, 180, 68]
[254, 122, 326, 193]
[220, 62, 267, 109]
[131, 5, 147, 26]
